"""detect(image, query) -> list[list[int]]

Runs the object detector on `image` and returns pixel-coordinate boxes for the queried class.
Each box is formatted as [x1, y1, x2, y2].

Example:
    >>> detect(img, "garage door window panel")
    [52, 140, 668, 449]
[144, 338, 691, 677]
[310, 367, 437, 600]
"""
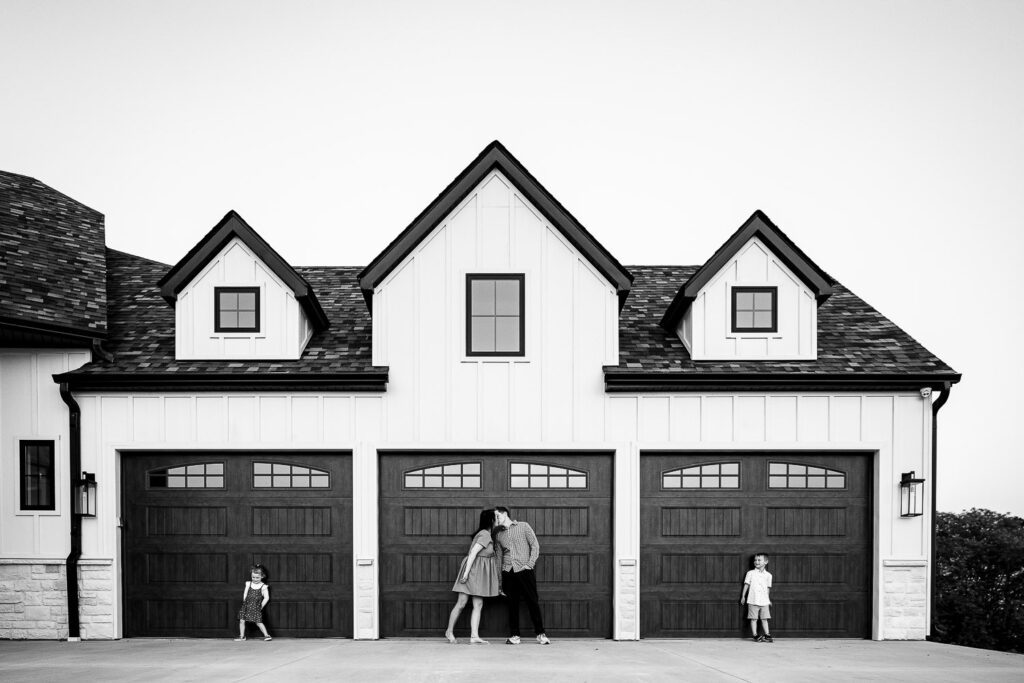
[253, 462, 330, 488]
[509, 462, 587, 489]
[768, 462, 846, 489]
[662, 462, 739, 490]
[148, 463, 224, 489]
[404, 462, 481, 489]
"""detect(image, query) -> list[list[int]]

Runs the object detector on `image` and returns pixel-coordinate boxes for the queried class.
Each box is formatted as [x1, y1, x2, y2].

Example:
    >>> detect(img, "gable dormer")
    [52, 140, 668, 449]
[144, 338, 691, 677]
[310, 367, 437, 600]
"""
[660, 211, 834, 361]
[158, 211, 328, 360]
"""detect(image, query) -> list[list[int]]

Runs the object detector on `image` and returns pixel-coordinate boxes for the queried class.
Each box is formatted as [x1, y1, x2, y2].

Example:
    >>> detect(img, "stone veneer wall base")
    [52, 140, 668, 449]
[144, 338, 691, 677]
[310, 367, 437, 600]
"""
[882, 560, 928, 640]
[0, 559, 115, 640]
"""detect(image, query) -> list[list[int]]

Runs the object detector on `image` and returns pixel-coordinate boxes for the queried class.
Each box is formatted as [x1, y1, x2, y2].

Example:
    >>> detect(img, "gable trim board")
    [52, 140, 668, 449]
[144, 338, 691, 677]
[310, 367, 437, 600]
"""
[157, 210, 330, 332]
[661, 210, 835, 331]
[357, 141, 634, 309]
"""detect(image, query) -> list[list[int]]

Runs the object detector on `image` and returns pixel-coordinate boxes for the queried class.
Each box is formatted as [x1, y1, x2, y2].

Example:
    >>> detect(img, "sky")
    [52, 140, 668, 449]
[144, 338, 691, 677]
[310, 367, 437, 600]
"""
[2, 1, 1022, 516]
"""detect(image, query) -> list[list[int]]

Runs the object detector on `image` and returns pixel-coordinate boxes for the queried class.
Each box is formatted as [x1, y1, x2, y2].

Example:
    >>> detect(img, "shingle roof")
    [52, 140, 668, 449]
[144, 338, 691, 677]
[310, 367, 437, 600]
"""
[612, 265, 958, 377]
[0, 171, 107, 336]
[65, 249, 377, 379]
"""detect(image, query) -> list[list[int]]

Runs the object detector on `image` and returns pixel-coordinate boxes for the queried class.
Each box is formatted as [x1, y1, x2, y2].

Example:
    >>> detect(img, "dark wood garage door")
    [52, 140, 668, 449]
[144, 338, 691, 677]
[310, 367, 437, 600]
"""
[123, 452, 352, 638]
[379, 452, 612, 638]
[640, 452, 871, 638]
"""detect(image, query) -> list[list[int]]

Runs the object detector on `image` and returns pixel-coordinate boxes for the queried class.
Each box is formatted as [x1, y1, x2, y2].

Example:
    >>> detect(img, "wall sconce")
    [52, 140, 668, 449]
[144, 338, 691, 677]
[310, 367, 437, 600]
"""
[899, 471, 925, 518]
[75, 472, 97, 518]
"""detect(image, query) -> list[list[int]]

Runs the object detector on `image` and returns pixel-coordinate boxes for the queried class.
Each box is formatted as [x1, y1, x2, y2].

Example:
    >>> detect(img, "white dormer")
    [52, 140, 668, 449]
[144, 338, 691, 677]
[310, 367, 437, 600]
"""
[661, 211, 834, 361]
[158, 211, 329, 361]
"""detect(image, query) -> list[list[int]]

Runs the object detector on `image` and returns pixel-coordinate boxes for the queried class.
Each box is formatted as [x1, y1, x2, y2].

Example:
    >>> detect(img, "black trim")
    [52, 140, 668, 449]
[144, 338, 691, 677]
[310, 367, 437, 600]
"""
[604, 371, 963, 393]
[52, 370, 389, 392]
[214, 286, 261, 333]
[466, 274, 526, 357]
[731, 286, 777, 333]
[0, 315, 106, 343]
[358, 141, 633, 311]
[929, 382, 952, 640]
[158, 211, 329, 332]
[19, 440, 56, 510]
[661, 210, 835, 331]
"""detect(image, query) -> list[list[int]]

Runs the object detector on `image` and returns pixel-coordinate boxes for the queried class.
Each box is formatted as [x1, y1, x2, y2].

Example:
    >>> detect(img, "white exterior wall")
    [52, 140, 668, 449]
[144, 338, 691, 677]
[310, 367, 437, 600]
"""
[0, 349, 90, 639]
[174, 237, 313, 360]
[606, 391, 935, 640]
[371, 171, 620, 444]
[680, 237, 817, 360]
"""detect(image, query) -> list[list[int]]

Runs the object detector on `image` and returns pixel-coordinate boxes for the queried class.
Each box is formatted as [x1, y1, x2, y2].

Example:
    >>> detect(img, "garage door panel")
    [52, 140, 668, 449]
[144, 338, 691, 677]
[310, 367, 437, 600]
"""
[123, 452, 352, 638]
[640, 452, 871, 638]
[380, 452, 612, 638]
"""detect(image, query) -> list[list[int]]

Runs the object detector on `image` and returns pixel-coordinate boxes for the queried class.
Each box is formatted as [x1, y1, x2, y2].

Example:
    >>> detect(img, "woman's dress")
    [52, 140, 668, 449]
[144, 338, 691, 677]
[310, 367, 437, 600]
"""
[237, 583, 265, 622]
[451, 530, 501, 597]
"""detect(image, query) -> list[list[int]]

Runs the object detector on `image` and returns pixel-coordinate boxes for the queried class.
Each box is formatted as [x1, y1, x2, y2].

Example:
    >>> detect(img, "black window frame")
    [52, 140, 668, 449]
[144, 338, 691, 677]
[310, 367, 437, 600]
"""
[731, 286, 778, 333]
[214, 286, 261, 333]
[466, 274, 525, 357]
[20, 440, 56, 511]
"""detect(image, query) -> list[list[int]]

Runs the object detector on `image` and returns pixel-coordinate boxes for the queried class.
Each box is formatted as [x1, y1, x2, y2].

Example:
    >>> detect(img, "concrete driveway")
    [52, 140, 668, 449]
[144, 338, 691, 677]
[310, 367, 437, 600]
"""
[1, 638, 1022, 682]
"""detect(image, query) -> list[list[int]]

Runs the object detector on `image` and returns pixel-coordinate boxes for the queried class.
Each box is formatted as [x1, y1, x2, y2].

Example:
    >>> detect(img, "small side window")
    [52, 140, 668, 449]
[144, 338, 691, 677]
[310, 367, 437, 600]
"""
[732, 286, 777, 333]
[20, 441, 55, 510]
[215, 286, 260, 333]
[467, 274, 525, 356]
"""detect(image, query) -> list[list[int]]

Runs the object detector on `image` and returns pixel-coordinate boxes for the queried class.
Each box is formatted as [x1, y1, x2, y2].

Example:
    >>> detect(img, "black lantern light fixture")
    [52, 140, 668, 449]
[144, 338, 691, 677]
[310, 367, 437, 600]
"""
[74, 471, 97, 518]
[899, 471, 925, 518]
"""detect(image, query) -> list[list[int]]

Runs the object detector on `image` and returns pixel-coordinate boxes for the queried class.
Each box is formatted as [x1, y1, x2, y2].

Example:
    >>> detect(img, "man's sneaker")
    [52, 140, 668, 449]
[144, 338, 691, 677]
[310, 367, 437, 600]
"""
[505, 636, 521, 645]
[763, 635, 774, 643]
[754, 635, 764, 642]
[536, 633, 551, 645]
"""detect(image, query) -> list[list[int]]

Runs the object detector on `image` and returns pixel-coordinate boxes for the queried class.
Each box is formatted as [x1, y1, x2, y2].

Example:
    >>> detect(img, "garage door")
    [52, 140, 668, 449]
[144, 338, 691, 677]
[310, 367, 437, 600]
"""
[379, 452, 612, 638]
[640, 452, 871, 638]
[123, 452, 352, 637]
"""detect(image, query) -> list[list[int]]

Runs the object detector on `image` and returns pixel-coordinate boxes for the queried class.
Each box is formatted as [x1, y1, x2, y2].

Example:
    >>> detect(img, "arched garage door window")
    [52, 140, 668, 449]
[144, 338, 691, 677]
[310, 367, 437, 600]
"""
[404, 462, 481, 489]
[147, 462, 224, 489]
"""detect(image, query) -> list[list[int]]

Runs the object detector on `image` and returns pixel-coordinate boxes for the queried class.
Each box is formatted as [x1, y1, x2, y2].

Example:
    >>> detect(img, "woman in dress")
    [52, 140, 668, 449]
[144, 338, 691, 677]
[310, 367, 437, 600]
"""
[444, 509, 502, 644]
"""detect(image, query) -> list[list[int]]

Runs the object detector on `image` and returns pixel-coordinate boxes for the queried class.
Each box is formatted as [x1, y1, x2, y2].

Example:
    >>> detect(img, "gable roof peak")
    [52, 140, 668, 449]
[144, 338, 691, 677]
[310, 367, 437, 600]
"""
[659, 210, 835, 330]
[358, 141, 633, 310]
[157, 209, 329, 331]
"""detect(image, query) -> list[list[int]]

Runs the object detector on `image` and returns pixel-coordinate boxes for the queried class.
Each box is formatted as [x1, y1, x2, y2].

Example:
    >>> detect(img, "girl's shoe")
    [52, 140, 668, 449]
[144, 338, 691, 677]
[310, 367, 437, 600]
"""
[234, 637, 246, 641]
[264, 636, 272, 641]
[469, 637, 489, 644]
[762, 635, 773, 643]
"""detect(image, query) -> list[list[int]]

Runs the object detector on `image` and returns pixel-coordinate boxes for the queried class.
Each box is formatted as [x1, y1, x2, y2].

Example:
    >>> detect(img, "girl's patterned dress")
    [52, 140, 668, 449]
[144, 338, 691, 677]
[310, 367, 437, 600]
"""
[237, 583, 265, 623]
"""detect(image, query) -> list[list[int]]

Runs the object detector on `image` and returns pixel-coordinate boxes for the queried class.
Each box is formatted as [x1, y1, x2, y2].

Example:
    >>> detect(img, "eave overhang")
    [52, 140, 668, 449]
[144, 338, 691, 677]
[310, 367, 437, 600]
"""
[0, 315, 107, 347]
[604, 370, 963, 393]
[52, 369, 389, 393]
[157, 211, 330, 332]
[358, 140, 634, 310]
[660, 210, 835, 331]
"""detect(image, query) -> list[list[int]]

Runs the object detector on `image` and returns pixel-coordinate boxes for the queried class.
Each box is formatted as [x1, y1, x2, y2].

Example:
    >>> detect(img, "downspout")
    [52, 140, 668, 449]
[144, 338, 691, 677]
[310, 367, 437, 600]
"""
[59, 382, 82, 641]
[929, 381, 952, 639]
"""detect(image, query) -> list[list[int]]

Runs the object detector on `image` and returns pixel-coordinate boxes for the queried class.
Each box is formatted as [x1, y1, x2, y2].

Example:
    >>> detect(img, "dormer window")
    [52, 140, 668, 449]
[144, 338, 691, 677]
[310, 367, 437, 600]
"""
[731, 286, 777, 333]
[466, 274, 525, 356]
[215, 286, 260, 333]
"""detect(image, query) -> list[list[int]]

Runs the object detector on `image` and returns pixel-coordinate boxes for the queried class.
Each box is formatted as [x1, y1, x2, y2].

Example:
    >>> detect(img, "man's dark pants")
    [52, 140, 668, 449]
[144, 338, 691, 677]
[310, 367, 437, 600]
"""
[502, 568, 545, 636]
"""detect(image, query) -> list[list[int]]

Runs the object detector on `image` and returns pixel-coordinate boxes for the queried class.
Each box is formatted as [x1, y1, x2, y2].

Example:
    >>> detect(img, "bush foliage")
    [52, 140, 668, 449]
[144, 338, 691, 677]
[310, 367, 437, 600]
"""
[933, 508, 1024, 653]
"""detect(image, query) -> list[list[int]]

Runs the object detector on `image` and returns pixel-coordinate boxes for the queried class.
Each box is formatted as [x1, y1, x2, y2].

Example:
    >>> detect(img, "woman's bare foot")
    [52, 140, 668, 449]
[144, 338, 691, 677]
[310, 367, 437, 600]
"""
[444, 631, 457, 644]
[469, 637, 489, 644]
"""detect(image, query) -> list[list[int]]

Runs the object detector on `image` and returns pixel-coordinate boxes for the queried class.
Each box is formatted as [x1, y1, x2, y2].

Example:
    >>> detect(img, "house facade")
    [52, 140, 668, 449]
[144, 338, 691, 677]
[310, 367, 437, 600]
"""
[0, 143, 959, 641]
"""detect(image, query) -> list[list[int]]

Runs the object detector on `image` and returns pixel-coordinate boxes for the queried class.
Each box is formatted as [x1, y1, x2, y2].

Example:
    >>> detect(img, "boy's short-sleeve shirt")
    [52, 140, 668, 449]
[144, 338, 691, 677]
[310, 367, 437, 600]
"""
[744, 569, 772, 606]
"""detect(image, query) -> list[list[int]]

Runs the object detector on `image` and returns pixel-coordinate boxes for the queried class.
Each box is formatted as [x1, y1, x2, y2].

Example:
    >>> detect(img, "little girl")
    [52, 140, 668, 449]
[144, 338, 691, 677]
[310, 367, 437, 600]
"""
[235, 564, 272, 641]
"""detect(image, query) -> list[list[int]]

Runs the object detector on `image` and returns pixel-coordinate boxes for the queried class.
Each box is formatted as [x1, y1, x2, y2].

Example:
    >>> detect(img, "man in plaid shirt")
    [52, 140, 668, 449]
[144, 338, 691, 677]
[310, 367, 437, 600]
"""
[494, 506, 550, 645]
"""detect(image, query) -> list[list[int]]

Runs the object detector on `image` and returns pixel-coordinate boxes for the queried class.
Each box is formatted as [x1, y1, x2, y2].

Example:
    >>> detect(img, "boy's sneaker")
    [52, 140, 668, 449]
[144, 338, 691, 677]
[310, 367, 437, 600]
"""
[505, 636, 521, 645]
[763, 635, 773, 643]
[536, 633, 551, 645]
[754, 635, 764, 642]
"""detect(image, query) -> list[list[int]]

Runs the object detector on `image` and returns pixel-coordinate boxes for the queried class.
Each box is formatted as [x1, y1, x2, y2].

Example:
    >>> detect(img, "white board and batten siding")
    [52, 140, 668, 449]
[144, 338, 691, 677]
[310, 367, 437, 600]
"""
[680, 236, 817, 360]
[607, 390, 934, 640]
[0, 349, 91, 558]
[174, 237, 313, 360]
[371, 171, 620, 444]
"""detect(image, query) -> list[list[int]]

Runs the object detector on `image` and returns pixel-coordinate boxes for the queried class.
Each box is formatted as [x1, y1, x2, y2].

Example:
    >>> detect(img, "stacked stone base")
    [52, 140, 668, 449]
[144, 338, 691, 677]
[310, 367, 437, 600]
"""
[0, 560, 69, 639]
[882, 560, 928, 640]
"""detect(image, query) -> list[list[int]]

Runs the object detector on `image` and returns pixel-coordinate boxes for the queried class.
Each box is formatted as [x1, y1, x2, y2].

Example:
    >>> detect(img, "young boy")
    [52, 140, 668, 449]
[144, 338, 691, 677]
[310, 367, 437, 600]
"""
[739, 553, 773, 642]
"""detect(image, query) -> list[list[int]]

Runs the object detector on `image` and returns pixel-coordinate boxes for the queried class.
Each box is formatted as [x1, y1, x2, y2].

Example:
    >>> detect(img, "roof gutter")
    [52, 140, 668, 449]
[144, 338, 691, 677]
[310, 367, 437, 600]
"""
[929, 380, 952, 639]
[53, 370, 390, 393]
[59, 382, 83, 641]
[604, 371, 962, 393]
